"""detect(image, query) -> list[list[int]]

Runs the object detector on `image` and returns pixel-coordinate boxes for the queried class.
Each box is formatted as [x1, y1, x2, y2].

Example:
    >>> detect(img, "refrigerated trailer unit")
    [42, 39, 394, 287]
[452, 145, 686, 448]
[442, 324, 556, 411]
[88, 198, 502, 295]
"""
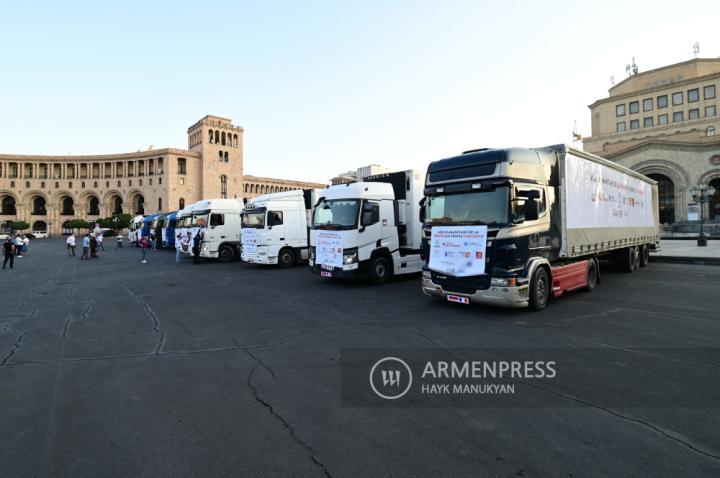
[309, 170, 425, 284]
[420, 144, 659, 310]
[241, 189, 321, 267]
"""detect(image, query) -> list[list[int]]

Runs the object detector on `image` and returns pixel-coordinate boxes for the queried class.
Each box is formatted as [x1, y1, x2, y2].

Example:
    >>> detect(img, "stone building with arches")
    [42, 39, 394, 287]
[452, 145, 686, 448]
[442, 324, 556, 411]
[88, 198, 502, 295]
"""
[0, 114, 326, 235]
[583, 58, 720, 226]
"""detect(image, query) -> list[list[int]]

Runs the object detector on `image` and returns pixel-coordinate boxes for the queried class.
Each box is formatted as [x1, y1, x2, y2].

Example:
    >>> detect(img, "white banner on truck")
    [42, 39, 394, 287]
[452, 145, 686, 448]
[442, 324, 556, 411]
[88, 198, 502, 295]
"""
[242, 228, 258, 253]
[429, 226, 488, 277]
[565, 153, 654, 229]
[316, 231, 343, 268]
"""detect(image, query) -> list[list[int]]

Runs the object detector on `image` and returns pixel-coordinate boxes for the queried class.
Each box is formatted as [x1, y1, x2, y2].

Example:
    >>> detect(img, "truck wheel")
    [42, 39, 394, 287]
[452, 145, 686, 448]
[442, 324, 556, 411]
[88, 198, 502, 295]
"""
[369, 255, 390, 285]
[529, 267, 549, 311]
[583, 259, 598, 291]
[218, 245, 234, 263]
[639, 244, 649, 268]
[278, 248, 295, 268]
[616, 246, 639, 273]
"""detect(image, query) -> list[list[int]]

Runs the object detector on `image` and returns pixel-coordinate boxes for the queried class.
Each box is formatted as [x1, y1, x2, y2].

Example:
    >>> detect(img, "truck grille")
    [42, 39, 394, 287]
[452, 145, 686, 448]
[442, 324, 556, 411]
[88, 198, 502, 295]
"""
[430, 271, 490, 294]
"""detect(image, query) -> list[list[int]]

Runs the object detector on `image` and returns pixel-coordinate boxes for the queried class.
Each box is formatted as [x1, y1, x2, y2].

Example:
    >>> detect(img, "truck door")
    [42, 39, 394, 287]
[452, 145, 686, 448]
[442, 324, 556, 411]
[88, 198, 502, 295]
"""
[207, 213, 226, 249]
[267, 211, 285, 246]
[358, 200, 382, 261]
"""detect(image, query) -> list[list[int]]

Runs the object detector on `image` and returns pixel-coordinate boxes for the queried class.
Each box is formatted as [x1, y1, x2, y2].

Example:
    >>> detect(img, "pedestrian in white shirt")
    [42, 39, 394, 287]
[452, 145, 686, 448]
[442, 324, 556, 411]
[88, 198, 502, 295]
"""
[66, 234, 76, 256]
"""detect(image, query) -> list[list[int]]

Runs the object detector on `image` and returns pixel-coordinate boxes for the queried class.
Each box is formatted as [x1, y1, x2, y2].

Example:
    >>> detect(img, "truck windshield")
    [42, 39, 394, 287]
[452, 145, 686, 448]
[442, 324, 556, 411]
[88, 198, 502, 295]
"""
[425, 187, 509, 226]
[312, 199, 360, 230]
[192, 210, 209, 227]
[242, 210, 266, 228]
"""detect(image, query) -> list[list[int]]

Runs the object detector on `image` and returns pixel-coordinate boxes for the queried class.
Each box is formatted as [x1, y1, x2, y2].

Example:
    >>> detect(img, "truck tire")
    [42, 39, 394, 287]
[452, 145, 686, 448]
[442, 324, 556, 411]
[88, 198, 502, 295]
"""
[583, 259, 598, 292]
[369, 255, 391, 285]
[218, 245, 235, 263]
[278, 248, 295, 268]
[617, 246, 639, 273]
[529, 267, 549, 311]
[639, 244, 649, 268]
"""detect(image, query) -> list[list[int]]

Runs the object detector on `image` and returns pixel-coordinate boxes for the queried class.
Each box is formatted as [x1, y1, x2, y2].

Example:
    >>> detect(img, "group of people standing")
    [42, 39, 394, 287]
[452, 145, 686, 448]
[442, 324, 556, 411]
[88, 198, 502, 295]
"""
[174, 229, 204, 265]
[2, 234, 30, 270]
[66, 232, 121, 260]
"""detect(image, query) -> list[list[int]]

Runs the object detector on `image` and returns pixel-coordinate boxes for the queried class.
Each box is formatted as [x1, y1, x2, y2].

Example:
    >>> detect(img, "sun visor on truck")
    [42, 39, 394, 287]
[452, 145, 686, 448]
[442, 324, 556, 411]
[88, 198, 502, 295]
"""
[426, 149, 506, 184]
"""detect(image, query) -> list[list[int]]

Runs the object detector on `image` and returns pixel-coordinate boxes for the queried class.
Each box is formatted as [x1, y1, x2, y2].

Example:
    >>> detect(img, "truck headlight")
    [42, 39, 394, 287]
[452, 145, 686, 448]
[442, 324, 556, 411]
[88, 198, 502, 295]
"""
[490, 277, 517, 287]
[343, 248, 358, 264]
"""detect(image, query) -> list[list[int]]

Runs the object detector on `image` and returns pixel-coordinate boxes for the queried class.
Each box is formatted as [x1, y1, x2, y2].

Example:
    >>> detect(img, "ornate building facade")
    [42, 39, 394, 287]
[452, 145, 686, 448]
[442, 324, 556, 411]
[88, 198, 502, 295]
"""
[0, 115, 326, 234]
[583, 58, 720, 224]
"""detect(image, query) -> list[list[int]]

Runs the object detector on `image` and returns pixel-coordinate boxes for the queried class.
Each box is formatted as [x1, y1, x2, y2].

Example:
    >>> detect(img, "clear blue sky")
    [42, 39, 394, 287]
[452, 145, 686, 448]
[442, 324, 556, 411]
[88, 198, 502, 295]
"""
[1, 1, 718, 183]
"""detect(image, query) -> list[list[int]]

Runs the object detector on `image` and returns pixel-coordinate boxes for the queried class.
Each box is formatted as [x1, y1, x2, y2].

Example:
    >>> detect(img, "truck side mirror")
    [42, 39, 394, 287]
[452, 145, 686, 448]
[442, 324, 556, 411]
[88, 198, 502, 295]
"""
[524, 199, 539, 221]
[419, 197, 426, 223]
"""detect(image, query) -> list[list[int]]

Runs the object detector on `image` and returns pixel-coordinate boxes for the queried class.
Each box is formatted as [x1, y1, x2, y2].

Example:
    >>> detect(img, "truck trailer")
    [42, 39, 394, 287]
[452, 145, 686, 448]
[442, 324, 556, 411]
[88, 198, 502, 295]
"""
[309, 170, 425, 284]
[241, 189, 321, 267]
[420, 144, 659, 310]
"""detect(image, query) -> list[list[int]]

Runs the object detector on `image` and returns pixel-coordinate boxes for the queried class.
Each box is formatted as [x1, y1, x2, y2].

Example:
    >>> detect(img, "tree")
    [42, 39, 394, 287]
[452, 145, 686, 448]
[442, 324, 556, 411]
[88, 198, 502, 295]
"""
[11, 221, 30, 231]
[98, 213, 131, 230]
[62, 219, 91, 230]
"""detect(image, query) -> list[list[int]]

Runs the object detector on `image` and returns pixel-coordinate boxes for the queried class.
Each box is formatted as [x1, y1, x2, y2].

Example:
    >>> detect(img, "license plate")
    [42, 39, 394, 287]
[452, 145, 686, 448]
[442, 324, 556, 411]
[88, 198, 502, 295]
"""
[321, 264, 334, 270]
[447, 295, 469, 304]
[321, 271, 332, 277]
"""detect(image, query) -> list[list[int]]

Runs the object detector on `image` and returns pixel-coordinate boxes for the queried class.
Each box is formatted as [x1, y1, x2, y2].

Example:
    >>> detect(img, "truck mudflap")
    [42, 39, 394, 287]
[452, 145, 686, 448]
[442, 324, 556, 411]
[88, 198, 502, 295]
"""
[421, 271, 530, 308]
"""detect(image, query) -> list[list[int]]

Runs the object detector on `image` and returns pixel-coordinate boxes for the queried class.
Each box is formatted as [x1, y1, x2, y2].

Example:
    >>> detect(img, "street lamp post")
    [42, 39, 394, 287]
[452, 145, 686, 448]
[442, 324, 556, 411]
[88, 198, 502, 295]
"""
[689, 184, 716, 247]
[48, 221, 53, 239]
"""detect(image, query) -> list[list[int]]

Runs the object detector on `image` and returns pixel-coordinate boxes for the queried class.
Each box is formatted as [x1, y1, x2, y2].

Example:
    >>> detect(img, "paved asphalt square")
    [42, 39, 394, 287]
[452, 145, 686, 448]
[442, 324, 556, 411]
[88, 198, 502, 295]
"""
[1, 239, 719, 477]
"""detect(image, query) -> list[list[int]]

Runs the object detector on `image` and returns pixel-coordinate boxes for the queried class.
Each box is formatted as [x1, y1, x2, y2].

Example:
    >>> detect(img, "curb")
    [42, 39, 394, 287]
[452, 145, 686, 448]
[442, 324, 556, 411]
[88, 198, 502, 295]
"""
[650, 255, 720, 266]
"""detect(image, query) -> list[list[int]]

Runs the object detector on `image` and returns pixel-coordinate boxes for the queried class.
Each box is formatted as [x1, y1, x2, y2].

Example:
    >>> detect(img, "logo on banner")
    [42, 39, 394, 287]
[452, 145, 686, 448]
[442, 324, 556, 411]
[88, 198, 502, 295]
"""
[369, 357, 413, 400]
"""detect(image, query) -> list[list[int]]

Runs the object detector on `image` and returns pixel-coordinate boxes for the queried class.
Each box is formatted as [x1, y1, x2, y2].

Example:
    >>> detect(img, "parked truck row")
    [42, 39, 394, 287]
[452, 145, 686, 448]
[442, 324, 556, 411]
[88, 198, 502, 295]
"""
[126, 143, 660, 311]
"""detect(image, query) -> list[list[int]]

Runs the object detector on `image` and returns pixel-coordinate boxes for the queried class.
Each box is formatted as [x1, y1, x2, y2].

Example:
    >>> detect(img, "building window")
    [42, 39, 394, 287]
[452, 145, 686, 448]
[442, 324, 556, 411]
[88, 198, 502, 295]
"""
[708, 127, 716, 137]
[179, 198, 185, 209]
[219, 151, 223, 161]
[687, 88, 699, 103]
[705, 85, 716, 100]
[220, 175, 228, 199]
[26, 181, 30, 188]
[178, 158, 186, 175]
[689, 108, 700, 120]
[55, 182, 59, 188]
[629, 101, 639, 114]
[118, 181, 121, 187]
[139, 179, 142, 186]
[672, 92, 683, 105]
[643, 117, 653, 128]
[616, 122, 626, 132]
[159, 177, 162, 185]
[658, 114, 668, 125]
[149, 178, 152, 185]
[643, 98, 653, 111]
[616, 104, 625, 116]
[629, 119, 639, 130]
[81, 181, 85, 188]
[657, 95, 668, 108]
[673, 111, 684, 122]
[105, 181, 109, 188]
[706, 105, 717, 117]
[93, 181, 98, 188]
[158, 198, 162, 211]
[69, 181, 72, 188]
[129, 180, 132, 187]
[224, 151, 229, 162]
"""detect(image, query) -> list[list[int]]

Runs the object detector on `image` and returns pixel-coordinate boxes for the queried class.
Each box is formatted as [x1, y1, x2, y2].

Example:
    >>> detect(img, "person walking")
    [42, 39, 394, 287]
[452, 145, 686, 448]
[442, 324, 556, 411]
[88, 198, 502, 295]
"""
[192, 229, 204, 264]
[80, 234, 90, 260]
[66, 234, 76, 256]
[14, 235, 23, 257]
[2, 237, 14, 270]
[89, 234, 98, 258]
[97, 233, 105, 251]
[22, 235, 30, 255]
[174, 232, 184, 263]
[139, 235, 150, 263]
[115, 234, 123, 250]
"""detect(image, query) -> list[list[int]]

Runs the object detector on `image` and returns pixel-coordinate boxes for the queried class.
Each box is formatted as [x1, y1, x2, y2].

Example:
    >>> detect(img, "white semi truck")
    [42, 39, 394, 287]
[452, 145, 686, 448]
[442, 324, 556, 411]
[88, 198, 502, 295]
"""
[189, 198, 244, 262]
[309, 170, 425, 284]
[420, 144, 660, 310]
[241, 189, 321, 267]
